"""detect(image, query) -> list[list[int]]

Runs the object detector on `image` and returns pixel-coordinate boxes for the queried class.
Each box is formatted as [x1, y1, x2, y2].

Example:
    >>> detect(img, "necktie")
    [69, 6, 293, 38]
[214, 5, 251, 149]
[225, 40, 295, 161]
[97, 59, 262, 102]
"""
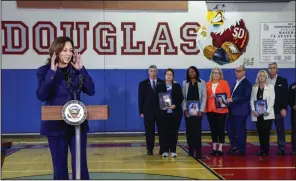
[152, 80, 156, 91]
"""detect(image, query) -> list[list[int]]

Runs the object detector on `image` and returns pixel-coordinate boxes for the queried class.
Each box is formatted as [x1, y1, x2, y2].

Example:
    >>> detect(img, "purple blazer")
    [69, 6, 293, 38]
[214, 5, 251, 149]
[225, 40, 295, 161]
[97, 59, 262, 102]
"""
[36, 64, 95, 136]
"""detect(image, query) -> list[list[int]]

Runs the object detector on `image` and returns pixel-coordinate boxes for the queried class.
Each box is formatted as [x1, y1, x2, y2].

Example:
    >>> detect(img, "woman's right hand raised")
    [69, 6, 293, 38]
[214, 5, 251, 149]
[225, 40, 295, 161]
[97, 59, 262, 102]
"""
[51, 53, 58, 71]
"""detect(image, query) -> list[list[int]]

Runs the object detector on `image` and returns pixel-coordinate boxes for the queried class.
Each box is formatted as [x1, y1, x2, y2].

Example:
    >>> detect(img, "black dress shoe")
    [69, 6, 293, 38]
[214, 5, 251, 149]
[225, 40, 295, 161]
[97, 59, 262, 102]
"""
[292, 150, 296, 156]
[195, 153, 202, 159]
[188, 148, 194, 156]
[147, 150, 153, 155]
[210, 150, 217, 156]
[215, 150, 224, 156]
[227, 147, 237, 155]
[256, 150, 264, 156]
[257, 150, 269, 156]
[159, 148, 163, 155]
[236, 151, 245, 156]
[277, 151, 285, 156]
[230, 150, 241, 156]
[194, 149, 202, 158]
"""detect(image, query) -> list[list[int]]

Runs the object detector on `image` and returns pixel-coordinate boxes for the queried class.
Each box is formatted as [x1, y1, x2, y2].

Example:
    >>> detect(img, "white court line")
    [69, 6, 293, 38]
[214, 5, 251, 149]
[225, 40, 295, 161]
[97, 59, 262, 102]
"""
[5, 160, 196, 164]
[2, 167, 207, 173]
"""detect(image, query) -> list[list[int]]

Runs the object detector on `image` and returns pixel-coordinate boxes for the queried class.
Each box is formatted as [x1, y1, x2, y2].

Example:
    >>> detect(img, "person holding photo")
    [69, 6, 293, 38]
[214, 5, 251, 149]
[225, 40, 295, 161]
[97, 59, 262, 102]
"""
[226, 65, 252, 156]
[182, 66, 207, 158]
[205, 67, 231, 156]
[158, 68, 183, 157]
[250, 70, 275, 156]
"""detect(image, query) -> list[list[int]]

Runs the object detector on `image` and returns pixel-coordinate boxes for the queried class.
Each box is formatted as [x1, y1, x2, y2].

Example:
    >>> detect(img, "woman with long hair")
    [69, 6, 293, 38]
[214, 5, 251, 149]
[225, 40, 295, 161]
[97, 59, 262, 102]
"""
[250, 70, 275, 156]
[36, 36, 95, 179]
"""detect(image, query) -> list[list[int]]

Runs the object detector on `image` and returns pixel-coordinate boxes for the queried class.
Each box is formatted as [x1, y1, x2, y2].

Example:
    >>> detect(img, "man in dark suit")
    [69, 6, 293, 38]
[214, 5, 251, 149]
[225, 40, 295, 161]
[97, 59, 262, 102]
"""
[226, 65, 252, 156]
[268, 62, 288, 155]
[138, 65, 165, 155]
[288, 81, 296, 156]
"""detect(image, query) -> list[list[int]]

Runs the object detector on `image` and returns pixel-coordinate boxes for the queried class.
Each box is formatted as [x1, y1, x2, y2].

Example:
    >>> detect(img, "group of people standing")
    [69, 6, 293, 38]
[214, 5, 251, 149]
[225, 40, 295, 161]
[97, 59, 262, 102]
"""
[138, 63, 296, 158]
[36, 36, 295, 180]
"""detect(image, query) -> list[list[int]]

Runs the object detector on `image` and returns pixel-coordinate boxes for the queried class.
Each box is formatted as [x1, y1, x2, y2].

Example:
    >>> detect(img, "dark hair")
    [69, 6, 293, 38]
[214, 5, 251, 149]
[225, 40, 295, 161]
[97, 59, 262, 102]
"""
[217, 96, 227, 106]
[186, 66, 200, 82]
[45, 36, 75, 64]
[165, 68, 175, 77]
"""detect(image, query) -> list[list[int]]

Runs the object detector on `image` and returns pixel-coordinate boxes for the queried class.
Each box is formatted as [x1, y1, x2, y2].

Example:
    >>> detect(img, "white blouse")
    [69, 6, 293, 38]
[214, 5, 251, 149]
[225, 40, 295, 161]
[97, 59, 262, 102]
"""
[212, 83, 218, 94]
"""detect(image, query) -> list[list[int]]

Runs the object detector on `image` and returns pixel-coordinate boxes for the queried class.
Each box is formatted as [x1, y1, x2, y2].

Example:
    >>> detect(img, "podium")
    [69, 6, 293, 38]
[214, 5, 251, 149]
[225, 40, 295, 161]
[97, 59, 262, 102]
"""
[41, 104, 108, 179]
[41, 105, 108, 120]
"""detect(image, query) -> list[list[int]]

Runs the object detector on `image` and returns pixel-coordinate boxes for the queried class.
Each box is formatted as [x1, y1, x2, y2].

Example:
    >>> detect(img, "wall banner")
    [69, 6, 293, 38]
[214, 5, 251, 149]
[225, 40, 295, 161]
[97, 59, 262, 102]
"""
[260, 22, 295, 63]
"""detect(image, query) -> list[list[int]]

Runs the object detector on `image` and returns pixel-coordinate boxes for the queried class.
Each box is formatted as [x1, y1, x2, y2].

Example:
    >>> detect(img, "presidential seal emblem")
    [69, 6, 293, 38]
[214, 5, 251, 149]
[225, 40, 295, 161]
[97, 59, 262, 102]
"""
[62, 100, 87, 125]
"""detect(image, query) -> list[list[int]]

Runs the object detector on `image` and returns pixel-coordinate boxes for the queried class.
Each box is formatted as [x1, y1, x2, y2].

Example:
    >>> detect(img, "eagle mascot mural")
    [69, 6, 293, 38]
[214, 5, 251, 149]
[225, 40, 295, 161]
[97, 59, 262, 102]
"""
[196, 4, 249, 65]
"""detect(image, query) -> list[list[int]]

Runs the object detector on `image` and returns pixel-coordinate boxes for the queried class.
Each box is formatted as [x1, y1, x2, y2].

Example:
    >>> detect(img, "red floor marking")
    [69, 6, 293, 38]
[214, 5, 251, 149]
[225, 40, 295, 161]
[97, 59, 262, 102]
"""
[183, 143, 296, 180]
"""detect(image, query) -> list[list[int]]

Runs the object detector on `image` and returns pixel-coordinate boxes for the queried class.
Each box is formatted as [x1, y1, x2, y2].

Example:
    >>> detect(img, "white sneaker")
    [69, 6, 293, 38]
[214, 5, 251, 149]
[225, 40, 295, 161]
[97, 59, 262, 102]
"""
[162, 152, 169, 157]
[170, 152, 177, 157]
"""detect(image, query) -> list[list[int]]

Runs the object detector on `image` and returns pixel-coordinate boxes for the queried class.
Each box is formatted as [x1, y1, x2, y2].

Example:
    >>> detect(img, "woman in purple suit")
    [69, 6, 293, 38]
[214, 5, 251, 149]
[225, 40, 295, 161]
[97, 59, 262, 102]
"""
[36, 36, 95, 180]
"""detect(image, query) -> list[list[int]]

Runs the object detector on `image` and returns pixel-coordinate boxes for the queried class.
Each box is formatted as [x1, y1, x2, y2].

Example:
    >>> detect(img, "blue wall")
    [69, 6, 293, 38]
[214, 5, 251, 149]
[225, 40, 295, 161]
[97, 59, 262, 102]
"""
[1, 68, 295, 134]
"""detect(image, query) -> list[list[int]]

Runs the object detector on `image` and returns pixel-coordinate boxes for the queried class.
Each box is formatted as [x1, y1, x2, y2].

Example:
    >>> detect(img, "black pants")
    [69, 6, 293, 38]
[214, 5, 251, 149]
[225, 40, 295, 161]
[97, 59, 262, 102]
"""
[144, 113, 161, 151]
[207, 112, 228, 144]
[256, 117, 272, 154]
[273, 113, 286, 152]
[185, 116, 202, 152]
[159, 113, 182, 153]
[291, 111, 296, 151]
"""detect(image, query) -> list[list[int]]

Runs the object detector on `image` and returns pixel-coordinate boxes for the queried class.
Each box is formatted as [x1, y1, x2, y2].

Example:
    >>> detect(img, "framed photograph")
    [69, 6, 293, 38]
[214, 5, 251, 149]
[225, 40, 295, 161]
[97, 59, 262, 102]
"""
[215, 93, 228, 109]
[158, 92, 172, 110]
[254, 100, 267, 115]
[187, 101, 200, 116]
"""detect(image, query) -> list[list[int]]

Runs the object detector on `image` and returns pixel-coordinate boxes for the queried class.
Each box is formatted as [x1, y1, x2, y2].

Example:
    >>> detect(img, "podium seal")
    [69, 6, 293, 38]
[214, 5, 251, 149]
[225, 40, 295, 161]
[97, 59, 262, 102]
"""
[62, 100, 87, 125]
